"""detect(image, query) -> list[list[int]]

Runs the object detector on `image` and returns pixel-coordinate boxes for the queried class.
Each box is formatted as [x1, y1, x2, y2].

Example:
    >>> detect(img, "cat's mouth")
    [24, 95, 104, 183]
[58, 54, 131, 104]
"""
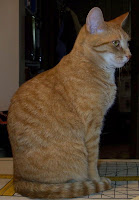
[110, 56, 130, 68]
[103, 53, 130, 69]
[117, 55, 131, 67]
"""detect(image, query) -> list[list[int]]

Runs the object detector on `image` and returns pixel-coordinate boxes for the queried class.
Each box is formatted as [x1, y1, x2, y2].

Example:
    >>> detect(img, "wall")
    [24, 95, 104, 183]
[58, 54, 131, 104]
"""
[0, 0, 19, 111]
[19, 0, 25, 86]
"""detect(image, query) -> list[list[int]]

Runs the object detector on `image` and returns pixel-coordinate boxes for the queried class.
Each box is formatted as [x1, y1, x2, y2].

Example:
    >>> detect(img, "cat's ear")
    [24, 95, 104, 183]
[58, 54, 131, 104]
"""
[111, 12, 129, 27]
[86, 7, 106, 34]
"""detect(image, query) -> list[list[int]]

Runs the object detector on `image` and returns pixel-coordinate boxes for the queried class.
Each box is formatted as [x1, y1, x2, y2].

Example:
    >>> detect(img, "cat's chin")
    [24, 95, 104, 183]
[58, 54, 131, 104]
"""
[107, 59, 128, 69]
[106, 62, 126, 70]
[114, 61, 128, 68]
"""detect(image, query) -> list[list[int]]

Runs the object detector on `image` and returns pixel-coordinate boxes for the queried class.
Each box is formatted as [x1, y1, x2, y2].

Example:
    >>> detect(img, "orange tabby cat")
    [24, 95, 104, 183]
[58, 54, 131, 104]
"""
[8, 7, 131, 199]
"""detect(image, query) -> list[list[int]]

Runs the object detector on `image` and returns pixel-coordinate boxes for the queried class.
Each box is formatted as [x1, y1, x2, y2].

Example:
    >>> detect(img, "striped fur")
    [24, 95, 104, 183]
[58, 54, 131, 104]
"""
[8, 7, 131, 199]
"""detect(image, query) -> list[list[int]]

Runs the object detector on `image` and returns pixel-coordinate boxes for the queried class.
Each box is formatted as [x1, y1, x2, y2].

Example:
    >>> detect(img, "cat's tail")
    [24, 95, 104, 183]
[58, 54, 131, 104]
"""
[14, 177, 111, 199]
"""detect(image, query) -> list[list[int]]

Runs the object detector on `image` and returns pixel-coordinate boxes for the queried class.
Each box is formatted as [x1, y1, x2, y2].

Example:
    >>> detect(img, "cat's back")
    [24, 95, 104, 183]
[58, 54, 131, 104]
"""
[12, 67, 56, 101]
[7, 61, 81, 140]
[8, 67, 59, 136]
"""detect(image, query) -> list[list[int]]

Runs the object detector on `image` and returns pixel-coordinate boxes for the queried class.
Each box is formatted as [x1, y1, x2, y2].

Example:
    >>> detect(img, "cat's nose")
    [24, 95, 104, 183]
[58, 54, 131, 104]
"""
[126, 54, 132, 60]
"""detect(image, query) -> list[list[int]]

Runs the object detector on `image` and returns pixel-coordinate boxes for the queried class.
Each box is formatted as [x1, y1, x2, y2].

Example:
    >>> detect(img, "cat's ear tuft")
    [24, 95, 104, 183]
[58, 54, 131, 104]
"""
[111, 12, 129, 27]
[86, 7, 106, 34]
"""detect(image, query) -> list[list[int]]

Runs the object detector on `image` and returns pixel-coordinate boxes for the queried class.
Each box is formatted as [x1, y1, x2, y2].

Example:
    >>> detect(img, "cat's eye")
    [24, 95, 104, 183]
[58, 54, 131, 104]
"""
[112, 40, 120, 47]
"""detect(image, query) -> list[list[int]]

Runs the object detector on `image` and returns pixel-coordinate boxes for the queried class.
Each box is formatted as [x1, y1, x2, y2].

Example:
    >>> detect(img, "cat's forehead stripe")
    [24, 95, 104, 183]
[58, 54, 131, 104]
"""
[94, 41, 110, 47]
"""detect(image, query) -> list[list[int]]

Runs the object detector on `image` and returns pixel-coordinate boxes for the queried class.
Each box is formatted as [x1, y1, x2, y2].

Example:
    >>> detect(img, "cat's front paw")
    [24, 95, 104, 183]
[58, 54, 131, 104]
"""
[100, 177, 112, 190]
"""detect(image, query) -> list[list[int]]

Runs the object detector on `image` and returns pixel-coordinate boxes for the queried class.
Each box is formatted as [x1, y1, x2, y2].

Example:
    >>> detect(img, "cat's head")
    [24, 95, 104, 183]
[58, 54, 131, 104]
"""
[85, 7, 131, 69]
